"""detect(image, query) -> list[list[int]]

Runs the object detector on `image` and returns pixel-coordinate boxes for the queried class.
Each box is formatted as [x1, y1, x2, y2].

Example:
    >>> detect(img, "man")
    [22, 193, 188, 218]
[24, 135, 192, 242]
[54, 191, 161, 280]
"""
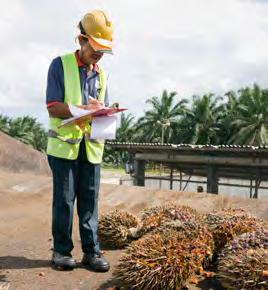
[46, 10, 113, 272]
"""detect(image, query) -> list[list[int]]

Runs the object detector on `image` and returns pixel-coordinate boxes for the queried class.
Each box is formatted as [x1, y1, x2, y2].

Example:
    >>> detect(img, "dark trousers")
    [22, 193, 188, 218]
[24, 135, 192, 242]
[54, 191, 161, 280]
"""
[47, 140, 100, 255]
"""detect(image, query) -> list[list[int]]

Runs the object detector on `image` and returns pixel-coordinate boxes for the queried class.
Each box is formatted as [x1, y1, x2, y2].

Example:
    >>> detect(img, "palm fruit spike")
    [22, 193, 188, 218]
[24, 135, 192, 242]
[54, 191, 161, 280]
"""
[98, 210, 139, 249]
[141, 203, 199, 221]
[113, 231, 199, 290]
[203, 208, 265, 252]
[203, 208, 263, 229]
[139, 204, 200, 236]
[203, 208, 245, 227]
[219, 229, 268, 258]
[212, 215, 263, 252]
[217, 248, 268, 290]
[154, 220, 214, 270]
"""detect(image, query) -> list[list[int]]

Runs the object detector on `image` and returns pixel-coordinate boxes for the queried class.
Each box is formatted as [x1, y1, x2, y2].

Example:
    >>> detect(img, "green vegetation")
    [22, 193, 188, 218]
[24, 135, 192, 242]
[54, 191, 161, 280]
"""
[1, 84, 267, 163]
[104, 84, 268, 165]
[0, 115, 47, 152]
[135, 90, 188, 143]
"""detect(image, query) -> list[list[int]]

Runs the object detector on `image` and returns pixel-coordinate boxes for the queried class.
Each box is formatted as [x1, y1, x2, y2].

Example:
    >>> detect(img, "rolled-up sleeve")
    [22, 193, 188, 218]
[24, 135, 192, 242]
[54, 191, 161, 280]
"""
[46, 57, 64, 105]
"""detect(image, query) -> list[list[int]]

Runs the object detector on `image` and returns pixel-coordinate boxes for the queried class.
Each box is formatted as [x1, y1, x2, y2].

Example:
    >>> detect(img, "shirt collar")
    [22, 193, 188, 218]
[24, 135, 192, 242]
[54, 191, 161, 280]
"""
[75, 50, 99, 73]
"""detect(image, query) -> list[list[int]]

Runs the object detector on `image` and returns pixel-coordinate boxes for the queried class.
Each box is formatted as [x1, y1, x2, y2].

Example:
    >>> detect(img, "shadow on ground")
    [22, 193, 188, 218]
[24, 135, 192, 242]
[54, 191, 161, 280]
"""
[197, 277, 224, 290]
[0, 274, 10, 290]
[0, 256, 50, 270]
[98, 277, 123, 290]
[0, 274, 8, 282]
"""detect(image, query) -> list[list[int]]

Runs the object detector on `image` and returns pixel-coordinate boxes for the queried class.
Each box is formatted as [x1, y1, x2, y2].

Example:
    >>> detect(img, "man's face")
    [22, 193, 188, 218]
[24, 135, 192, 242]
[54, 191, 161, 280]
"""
[79, 36, 103, 65]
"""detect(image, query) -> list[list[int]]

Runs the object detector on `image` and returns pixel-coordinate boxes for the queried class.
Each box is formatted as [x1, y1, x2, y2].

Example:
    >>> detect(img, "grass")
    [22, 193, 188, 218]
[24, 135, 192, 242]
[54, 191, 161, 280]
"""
[101, 163, 171, 176]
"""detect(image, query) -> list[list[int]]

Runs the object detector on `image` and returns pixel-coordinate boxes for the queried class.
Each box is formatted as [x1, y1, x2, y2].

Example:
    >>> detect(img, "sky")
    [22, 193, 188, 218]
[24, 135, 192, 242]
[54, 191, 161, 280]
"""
[0, 0, 267, 127]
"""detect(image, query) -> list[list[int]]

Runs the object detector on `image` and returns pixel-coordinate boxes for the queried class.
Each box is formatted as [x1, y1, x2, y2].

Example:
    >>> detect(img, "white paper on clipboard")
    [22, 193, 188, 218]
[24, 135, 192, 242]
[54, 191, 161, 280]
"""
[90, 115, 117, 140]
[68, 104, 92, 117]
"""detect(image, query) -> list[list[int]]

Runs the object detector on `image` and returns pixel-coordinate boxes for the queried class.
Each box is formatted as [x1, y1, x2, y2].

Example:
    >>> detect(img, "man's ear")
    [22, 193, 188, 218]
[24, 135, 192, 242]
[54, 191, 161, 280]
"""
[78, 35, 83, 45]
[78, 35, 88, 46]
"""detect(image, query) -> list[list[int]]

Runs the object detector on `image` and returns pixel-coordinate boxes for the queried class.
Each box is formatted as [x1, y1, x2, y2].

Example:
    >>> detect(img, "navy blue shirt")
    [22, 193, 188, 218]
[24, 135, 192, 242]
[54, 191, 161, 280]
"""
[46, 53, 109, 107]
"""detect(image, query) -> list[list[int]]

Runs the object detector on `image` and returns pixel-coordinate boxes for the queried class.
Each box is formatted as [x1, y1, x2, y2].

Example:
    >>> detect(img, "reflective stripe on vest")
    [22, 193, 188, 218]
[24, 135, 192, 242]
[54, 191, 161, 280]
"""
[46, 52, 106, 163]
[84, 133, 104, 144]
[48, 129, 83, 144]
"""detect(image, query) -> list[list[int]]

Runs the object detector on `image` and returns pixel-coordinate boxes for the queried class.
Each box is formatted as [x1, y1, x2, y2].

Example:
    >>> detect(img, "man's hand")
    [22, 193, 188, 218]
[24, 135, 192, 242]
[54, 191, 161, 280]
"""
[74, 97, 103, 131]
[84, 97, 104, 111]
[47, 97, 104, 121]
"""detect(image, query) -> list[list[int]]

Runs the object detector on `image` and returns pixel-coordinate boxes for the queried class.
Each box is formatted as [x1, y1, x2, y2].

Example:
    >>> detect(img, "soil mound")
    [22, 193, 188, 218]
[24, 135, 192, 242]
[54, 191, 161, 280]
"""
[0, 132, 50, 175]
[100, 184, 268, 222]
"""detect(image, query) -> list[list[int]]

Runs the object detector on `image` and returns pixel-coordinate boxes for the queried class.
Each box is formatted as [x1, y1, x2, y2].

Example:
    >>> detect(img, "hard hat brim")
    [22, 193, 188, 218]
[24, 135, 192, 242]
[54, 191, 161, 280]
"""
[88, 35, 113, 54]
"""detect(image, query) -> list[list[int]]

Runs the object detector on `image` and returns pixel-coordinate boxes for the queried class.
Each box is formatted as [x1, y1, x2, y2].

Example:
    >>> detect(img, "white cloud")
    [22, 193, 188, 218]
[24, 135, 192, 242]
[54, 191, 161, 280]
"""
[0, 0, 267, 125]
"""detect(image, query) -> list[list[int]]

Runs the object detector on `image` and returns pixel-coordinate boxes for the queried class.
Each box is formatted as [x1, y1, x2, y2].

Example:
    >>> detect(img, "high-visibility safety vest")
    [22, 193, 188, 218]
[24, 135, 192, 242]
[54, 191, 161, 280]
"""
[46, 52, 106, 164]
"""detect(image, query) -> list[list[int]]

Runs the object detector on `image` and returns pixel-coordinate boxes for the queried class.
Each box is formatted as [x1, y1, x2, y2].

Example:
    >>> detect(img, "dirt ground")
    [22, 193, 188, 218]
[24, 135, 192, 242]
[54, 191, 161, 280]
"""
[0, 171, 119, 290]
[0, 170, 267, 290]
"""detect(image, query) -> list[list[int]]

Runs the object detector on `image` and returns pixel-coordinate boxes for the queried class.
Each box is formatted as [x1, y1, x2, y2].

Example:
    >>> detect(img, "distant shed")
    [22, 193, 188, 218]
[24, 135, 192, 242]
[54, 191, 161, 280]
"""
[107, 142, 268, 198]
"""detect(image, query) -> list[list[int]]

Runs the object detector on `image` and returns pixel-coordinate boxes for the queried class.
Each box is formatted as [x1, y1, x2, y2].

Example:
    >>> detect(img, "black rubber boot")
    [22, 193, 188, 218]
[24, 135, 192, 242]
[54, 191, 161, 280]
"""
[82, 253, 110, 272]
[52, 252, 76, 269]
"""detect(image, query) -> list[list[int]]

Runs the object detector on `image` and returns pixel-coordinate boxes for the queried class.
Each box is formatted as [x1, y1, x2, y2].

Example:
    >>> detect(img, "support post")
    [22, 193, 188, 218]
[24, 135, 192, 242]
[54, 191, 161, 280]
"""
[134, 159, 145, 186]
[249, 178, 253, 198]
[179, 168, 182, 191]
[253, 168, 261, 199]
[159, 162, 163, 189]
[207, 165, 219, 194]
[170, 165, 173, 190]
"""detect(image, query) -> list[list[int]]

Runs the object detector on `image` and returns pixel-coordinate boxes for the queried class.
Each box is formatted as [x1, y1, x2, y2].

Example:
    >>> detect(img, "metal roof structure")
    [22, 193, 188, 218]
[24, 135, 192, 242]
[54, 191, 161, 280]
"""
[107, 142, 268, 198]
[107, 141, 268, 153]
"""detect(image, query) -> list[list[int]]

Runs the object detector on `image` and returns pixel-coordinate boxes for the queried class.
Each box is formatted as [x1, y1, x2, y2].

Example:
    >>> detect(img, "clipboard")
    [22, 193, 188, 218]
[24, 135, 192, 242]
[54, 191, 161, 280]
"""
[59, 107, 127, 128]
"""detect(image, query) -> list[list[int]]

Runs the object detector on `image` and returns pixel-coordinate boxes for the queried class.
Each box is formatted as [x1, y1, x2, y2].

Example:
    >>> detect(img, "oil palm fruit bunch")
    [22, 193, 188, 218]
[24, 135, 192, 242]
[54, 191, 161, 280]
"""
[212, 216, 262, 251]
[203, 208, 265, 252]
[98, 210, 140, 249]
[114, 231, 199, 290]
[138, 204, 200, 237]
[219, 229, 268, 256]
[154, 219, 214, 270]
[217, 247, 268, 289]
[203, 208, 249, 227]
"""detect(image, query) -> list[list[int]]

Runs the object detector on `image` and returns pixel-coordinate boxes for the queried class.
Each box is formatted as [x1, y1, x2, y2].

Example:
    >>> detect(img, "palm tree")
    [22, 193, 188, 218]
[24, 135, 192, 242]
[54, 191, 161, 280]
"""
[30, 119, 48, 151]
[136, 90, 188, 143]
[229, 84, 268, 145]
[8, 116, 35, 145]
[177, 93, 221, 144]
[7, 116, 47, 151]
[0, 115, 11, 134]
[116, 113, 135, 142]
[217, 90, 240, 144]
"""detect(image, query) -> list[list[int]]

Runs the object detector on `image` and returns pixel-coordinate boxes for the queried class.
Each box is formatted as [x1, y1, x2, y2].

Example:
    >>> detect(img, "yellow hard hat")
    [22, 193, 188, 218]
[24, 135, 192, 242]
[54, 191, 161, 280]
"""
[80, 10, 113, 54]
